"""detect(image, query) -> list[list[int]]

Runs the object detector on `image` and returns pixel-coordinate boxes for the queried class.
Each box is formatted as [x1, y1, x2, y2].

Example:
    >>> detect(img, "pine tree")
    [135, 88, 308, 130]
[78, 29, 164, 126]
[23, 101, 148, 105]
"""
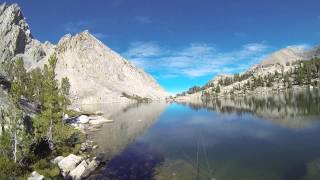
[0, 104, 30, 164]
[28, 68, 44, 103]
[10, 58, 29, 104]
[33, 54, 74, 151]
[215, 85, 220, 93]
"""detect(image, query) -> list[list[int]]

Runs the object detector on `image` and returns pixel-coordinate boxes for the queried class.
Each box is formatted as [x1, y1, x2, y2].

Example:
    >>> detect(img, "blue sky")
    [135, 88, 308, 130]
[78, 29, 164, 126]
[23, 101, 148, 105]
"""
[4, 0, 320, 94]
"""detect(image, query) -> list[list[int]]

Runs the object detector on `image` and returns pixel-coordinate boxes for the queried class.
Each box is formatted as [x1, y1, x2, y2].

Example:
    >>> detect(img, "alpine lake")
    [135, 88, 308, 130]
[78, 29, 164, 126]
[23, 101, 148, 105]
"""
[82, 89, 320, 180]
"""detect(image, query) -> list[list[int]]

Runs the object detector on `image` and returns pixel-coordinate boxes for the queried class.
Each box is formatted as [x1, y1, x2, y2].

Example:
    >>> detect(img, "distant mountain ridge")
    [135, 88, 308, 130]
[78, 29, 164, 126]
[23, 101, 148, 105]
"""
[0, 3, 168, 106]
[175, 45, 320, 101]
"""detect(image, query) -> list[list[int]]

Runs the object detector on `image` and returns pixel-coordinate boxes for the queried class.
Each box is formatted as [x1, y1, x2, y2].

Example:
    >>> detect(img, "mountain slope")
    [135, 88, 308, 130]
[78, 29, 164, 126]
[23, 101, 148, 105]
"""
[0, 3, 168, 105]
[260, 46, 304, 66]
[54, 31, 168, 104]
[176, 46, 320, 101]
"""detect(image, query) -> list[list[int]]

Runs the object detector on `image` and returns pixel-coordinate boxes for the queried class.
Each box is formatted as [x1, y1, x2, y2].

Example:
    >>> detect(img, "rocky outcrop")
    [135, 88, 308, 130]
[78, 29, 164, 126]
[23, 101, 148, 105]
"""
[0, 3, 168, 108]
[54, 154, 100, 179]
[58, 154, 83, 176]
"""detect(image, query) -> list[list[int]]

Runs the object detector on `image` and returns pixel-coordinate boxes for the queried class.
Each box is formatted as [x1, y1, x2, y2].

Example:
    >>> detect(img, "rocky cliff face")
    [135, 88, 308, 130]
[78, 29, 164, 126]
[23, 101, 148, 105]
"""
[0, 3, 168, 105]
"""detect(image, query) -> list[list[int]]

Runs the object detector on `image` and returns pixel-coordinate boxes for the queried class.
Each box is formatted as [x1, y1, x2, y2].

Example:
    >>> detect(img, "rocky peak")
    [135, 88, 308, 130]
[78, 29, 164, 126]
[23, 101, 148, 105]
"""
[260, 46, 304, 66]
[54, 30, 168, 104]
[57, 30, 109, 54]
[0, 3, 168, 106]
[0, 3, 34, 62]
[0, 3, 54, 70]
[0, 3, 31, 35]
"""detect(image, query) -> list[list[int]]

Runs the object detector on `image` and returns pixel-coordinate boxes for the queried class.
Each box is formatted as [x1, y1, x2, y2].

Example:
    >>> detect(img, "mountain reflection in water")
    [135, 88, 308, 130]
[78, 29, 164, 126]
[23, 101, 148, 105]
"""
[88, 89, 320, 180]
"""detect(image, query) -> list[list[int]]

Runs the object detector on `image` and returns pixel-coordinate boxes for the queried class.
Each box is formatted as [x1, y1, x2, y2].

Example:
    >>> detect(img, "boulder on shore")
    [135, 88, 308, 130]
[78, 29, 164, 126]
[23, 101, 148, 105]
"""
[77, 115, 90, 124]
[28, 171, 44, 180]
[58, 154, 83, 176]
[81, 159, 100, 178]
[51, 156, 64, 165]
[69, 160, 88, 180]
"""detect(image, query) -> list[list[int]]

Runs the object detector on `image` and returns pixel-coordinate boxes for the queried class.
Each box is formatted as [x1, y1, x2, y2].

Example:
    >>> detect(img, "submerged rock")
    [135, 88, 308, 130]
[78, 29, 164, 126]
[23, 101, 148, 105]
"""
[88, 116, 113, 125]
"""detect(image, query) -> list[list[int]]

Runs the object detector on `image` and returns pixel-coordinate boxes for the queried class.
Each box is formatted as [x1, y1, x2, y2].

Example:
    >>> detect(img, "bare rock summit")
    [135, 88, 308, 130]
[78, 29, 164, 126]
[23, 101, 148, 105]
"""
[0, 3, 168, 105]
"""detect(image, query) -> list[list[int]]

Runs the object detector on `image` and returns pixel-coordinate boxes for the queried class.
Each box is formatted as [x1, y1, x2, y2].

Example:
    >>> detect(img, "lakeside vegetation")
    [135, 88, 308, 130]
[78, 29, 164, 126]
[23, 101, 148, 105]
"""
[0, 55, 83, 178]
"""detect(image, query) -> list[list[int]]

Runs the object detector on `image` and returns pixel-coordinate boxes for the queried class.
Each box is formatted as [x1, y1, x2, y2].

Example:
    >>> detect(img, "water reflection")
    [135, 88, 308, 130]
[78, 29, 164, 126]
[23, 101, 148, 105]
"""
[87, 89, 320, 180]
[180, 89, 320, 128]
[83, 102, 168, 161]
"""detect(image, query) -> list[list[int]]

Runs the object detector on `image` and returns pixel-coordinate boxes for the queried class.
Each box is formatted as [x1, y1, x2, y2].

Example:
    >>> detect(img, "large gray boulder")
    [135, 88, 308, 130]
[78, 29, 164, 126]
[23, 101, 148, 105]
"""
[69, 160, 88, 180]
[51, 156, 64, 165]
[81, 159, 100, 178]
[58, 154, 83, 176]
[27, 171, 44, 180]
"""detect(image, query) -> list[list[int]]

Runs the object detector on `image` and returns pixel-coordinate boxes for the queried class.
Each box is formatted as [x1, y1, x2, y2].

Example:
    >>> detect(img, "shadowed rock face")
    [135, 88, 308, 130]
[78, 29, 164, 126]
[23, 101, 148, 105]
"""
[83, 102, 168, 161]
[0, 3, 168, 107]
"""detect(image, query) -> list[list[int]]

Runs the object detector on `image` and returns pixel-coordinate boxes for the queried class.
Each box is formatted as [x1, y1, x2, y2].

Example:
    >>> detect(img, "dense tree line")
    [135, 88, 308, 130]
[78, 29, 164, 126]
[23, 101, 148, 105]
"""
[0, 55, 81, 178]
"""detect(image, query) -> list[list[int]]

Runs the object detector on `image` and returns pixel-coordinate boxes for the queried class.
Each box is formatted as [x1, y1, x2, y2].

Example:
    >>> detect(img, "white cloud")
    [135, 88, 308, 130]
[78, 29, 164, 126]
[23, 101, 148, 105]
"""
[123, 41, 271, 78]
[124, 41, 162, 58]
[92, 32, 109, 39]
[135, 16, 152, 24]
[63, 21, 108, 40]
[287, 44, 311, 51]
[63, 20, 90, 33]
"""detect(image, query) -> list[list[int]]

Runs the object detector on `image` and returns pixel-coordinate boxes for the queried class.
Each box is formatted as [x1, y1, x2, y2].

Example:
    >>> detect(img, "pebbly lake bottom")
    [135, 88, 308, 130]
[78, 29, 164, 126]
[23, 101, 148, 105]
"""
[86, 90, 320, 180]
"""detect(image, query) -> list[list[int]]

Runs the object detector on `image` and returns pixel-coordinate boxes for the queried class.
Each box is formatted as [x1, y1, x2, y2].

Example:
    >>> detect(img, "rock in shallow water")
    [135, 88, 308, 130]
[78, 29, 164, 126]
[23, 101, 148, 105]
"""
[88, 116, 114, 125]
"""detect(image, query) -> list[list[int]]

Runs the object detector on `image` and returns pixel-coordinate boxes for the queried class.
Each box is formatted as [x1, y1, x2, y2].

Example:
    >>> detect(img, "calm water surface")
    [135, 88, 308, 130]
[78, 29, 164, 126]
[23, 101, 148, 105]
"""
[87, 89, 320, 180]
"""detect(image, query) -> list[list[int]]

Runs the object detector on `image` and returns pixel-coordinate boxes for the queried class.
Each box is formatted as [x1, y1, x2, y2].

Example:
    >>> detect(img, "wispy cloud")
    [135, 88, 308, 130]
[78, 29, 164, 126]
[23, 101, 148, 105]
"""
[63, 20, 108, 39]
[287, 44, 311, 51]
[63, 20, 91, 33]
[124, 41, 162, 58]
[123, 41, 271, 78]
[92, 32, 109, 39]
[135, 16, 152, 24]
